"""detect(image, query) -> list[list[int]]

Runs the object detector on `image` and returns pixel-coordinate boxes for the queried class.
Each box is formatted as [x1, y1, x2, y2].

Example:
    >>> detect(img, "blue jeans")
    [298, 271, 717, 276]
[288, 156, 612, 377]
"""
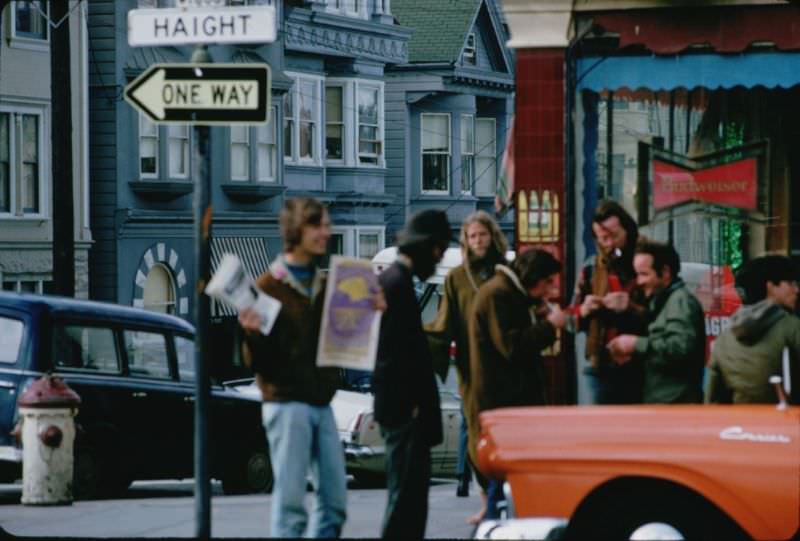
[456, 405, 470, 482]
[485, 478, 505, 520]
[262, 402, 347, 538]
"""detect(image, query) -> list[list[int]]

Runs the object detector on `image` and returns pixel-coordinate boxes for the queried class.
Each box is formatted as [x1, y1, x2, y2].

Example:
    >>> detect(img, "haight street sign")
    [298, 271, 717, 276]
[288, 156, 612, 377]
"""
[124, 63, 271, 125]
[128, 5, 276, 47]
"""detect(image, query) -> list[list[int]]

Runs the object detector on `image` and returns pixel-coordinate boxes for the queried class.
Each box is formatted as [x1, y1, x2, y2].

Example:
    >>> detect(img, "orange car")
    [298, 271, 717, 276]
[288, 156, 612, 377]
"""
[475, 401, 799, 540]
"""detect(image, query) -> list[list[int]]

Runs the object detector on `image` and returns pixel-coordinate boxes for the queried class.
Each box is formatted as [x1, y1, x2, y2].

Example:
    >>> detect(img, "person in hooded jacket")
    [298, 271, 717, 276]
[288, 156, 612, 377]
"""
[706, 255, 800, 404]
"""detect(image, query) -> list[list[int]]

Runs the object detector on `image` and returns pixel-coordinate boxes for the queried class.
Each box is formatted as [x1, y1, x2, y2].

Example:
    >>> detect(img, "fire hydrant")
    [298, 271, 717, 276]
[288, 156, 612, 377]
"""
[15, 375, 81, 505]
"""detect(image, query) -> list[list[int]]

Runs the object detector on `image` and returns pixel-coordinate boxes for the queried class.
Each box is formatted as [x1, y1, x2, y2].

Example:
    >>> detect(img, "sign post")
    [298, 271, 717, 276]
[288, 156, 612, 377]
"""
[125, 3, 276, 538]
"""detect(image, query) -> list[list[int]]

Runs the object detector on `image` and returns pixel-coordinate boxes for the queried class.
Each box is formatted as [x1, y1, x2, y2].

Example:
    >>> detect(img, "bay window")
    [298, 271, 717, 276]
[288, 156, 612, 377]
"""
[422, 113, 450, 193]
[12, 1, 48, 42]
[330, 226, 385, 259]
[324, 79, 384, 167]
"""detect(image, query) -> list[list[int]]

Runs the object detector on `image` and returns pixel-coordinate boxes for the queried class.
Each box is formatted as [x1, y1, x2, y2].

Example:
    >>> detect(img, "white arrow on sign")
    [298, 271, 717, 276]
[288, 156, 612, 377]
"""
[130, 68, 258, 120]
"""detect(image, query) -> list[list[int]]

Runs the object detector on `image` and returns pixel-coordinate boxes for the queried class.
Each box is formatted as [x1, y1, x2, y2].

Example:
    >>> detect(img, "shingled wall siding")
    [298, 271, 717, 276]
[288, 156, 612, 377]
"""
[87, 0, 118, 302]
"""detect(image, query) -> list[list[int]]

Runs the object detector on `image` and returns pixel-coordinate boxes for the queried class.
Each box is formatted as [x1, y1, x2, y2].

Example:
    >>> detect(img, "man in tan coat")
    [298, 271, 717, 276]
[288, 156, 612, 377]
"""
[426, 211, 507, 520]
[469, 248, 567, 519]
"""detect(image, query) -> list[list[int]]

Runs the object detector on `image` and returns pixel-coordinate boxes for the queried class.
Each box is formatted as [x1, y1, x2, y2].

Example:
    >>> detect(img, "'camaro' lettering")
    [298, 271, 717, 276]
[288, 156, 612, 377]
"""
[719, 426, 791, 444]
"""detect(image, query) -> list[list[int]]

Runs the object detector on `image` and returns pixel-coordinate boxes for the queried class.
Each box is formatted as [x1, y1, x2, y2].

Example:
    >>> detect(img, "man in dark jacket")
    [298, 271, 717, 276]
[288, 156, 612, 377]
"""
[469, 248, 567, 518]
[373, 209, 450, 539]
[238, 198, 346, 538]
[706, 255, 800, 404]
[608, 239, 705, 403]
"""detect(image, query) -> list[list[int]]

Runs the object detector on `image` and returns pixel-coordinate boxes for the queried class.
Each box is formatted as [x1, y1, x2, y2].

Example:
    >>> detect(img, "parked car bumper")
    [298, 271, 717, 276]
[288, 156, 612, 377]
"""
[343, 441, 384, 474]
[474, 518, 568, 540]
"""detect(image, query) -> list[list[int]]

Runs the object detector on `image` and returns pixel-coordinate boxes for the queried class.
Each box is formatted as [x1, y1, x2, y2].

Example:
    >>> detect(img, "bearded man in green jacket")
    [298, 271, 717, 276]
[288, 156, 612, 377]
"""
[607, 239, 706, 403]
[706, 255, 800, 404]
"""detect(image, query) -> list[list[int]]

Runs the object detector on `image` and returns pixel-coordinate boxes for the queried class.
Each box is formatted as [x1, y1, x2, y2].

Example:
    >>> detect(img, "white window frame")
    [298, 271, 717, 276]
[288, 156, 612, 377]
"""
[137, 112, 192, 181]
[9, 0, 50, 52]
[230, 105, 278, 183]
[230, 125, 250, 181]
[284, 72, 323, 166]
[325, 78, 385, 168]
[463, 32, 477, 65]
[421, 113, 451, 195]
[330, 226, 385, 259]
[460, 114, 474, 195]
[475, 117, 497, 197]
[0, 103, 49, 220]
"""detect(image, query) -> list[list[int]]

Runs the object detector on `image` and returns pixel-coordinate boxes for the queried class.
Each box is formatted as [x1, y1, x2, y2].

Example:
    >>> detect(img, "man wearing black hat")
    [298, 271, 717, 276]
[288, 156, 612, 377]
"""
[372, 209, 452, 539]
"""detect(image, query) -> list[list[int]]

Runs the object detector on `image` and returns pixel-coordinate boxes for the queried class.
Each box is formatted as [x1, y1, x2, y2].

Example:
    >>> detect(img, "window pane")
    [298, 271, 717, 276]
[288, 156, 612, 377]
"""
[283, 90, 293, 118]
[232, 144, 249, 179]
[230, 125, 248, 144]
[328, 233, 345, 255]
[358, 87, 378, 124]
[300, 122, 314, 159]
[475, 118, 496, 195]
[140, 115, 157, 137]
[300, 81, 315, 121]
[22, 115, 37, 162]
[422, 115, 449, 152]
[0, 317, 24, 364]
[140, 139, 157, 174]
[461, 155, 474, 193]
[53, 325, 119, 372]
[284, 119, 293, 158]
[0, 114, 8, 213]
[326, 87, 343, 122]
[326, 124, 343, 160]
[257, 121, 275, 145]
[169, 139, 187, 177]
[358, 233, 380, 259]
[176, 335, 195, 382]
[125, 330, 171, 379]
[22, 163, 38, 213]
[461, 115, 474, 154]
[142, 265, 175, 315]
[257, 142, 275, 180]
[423, 154, 448, 191]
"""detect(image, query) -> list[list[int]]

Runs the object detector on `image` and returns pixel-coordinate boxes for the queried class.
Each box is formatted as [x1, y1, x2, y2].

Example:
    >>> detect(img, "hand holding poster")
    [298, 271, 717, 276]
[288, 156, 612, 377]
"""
[204, 254, 282, 335]
[316, 256, 383, 371]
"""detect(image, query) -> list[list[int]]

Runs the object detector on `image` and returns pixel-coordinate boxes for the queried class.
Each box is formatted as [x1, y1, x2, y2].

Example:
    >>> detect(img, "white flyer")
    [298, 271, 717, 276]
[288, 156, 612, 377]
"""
[204, 254, 281, 335]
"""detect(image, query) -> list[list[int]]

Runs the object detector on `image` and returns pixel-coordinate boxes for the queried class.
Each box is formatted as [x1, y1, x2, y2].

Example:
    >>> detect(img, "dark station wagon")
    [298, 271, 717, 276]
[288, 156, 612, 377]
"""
[0, 292, 271, 498]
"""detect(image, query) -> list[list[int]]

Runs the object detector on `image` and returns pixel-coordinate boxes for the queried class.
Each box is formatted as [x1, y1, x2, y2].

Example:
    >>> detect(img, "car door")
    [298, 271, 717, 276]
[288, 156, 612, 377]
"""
[0, 308, 30, 475]
[121, 327, 189, 479]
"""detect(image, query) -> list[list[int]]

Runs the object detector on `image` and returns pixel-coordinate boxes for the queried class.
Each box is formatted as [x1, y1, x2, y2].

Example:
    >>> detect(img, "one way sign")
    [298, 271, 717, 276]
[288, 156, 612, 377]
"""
[124, 63, 271, 125]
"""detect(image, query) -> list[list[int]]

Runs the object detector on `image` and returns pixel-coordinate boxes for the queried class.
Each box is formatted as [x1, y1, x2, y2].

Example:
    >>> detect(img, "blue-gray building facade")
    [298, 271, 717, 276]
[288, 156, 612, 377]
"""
[87, 0, 411, 333]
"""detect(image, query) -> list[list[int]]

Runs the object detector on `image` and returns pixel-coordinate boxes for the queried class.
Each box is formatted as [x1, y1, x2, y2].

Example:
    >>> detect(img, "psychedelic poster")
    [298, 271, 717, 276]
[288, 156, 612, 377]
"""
[316, 256, 382, 371]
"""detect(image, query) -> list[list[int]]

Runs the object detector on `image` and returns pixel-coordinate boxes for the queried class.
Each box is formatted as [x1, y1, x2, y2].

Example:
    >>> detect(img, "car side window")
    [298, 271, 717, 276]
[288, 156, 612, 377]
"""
[175, 335, 195, 383]
[124, 330, 171, 379]
[52, 325, 120, 373]
[0, 316, 24, 364]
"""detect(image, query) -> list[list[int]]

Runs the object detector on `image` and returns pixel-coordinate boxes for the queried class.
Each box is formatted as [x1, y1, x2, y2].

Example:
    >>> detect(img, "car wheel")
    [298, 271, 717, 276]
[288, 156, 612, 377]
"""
[221, 447, 273, 495]
[566, 485, 747, 541]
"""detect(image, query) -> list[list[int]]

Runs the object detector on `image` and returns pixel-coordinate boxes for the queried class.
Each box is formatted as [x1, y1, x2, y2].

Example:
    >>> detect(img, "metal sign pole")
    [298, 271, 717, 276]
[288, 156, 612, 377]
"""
[191, 44, 213, 540]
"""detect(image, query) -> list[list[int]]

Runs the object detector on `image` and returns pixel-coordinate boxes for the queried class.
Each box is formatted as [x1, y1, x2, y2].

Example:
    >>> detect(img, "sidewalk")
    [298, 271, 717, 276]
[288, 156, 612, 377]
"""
[0, 479, 480, 538]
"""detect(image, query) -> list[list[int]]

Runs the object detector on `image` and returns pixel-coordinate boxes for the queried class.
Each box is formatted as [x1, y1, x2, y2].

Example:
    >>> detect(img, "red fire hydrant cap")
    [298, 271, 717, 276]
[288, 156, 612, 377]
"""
[18, 376, 81, 408]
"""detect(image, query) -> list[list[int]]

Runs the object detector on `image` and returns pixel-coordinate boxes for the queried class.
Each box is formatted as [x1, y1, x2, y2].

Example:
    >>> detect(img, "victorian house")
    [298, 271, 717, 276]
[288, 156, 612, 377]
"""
[0, 1, 92, 297]
[385, 0, 515, 242]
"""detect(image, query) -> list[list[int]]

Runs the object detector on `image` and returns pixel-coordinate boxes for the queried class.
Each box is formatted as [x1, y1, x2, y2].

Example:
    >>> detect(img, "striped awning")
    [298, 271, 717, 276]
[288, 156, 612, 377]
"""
[210, 237, 271, 317]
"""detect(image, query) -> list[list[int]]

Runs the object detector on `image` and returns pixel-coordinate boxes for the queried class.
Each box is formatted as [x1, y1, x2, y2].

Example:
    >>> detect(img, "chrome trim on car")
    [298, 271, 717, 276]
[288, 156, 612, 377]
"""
[502, 481, 516, 518]
[474, 518, 568, 540]
[343, 443, 375, 459]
